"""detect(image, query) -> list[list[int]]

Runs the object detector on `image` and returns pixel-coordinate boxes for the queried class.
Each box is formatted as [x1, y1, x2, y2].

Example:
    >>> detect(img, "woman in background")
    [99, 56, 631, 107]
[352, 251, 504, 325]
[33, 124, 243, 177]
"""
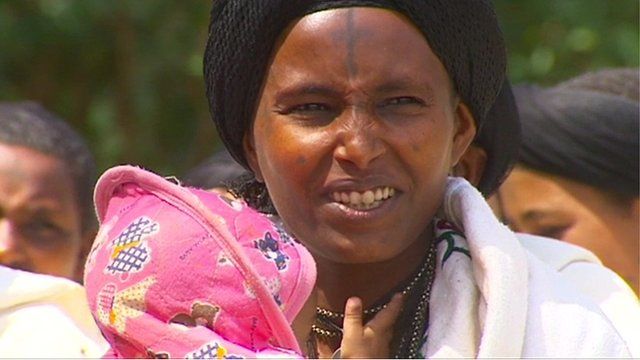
[495, 68, 639, 293]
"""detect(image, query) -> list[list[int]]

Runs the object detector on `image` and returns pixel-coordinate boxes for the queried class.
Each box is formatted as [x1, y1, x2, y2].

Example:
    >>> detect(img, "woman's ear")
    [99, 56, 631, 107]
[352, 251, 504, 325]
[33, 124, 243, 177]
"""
[450, 101, 478, 169]
[242, 132, 264, 182]
[452, 144, 487, 187]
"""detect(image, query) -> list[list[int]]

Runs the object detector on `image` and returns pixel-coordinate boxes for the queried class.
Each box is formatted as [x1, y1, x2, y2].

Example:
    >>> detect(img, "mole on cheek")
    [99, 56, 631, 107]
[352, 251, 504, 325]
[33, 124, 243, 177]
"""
[296, 156, 307, 165]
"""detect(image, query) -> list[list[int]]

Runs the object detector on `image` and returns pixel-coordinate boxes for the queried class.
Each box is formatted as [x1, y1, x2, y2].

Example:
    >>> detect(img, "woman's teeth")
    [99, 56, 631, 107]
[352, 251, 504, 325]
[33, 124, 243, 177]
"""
[331, 186, 396, 210]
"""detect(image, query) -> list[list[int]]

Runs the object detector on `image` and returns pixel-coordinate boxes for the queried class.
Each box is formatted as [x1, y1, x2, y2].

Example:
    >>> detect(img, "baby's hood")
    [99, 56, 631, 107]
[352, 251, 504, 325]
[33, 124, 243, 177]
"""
[83, 165, 316, 358]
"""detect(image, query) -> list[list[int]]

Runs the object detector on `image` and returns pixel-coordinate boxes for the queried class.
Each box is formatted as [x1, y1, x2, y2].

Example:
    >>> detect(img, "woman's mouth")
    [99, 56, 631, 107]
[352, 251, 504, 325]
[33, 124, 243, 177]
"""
[331, 186, 396, 210]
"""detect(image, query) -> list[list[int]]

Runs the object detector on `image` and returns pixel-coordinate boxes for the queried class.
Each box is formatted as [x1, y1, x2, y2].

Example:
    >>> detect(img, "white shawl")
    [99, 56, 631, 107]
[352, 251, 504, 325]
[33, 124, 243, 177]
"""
[423, 177, 638, 358]
[0, 266, 108, 358]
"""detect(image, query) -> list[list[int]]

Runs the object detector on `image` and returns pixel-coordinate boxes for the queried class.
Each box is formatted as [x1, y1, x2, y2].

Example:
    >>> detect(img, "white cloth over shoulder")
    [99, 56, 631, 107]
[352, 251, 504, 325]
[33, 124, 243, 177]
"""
[518, 232, 640, 356]
[423, 177, 638, 358]
[0, 266, 108, 358]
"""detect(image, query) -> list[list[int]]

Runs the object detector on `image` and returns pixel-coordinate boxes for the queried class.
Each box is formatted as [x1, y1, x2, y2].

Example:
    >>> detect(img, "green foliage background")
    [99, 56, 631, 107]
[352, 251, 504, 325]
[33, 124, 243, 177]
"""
[0, 0, 637, 176]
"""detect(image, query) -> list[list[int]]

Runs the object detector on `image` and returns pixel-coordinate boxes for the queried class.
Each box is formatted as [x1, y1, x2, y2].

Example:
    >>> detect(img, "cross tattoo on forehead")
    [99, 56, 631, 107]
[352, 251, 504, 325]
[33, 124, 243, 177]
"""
[346, 9, 358, 77]
[327, 9, 361, 78]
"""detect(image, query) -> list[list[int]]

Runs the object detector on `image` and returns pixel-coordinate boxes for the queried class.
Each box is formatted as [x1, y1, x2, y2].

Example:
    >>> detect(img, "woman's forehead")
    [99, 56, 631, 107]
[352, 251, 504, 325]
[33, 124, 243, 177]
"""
[267, 7, 450, 93]
[295, 7, 412, 31]
[289, 8, 423, 51]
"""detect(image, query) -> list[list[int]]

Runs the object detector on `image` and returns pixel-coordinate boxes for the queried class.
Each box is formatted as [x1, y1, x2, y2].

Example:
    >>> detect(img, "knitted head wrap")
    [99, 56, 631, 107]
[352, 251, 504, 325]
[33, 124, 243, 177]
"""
[514, 84, 639, 197]
[204, 0, 510, 196]
[475, 79, 521, 196]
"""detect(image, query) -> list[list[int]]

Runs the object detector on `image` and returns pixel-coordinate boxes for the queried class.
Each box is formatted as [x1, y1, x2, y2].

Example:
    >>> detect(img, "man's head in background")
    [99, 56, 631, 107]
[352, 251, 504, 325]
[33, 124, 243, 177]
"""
[182, 148, 248, 191]
[0, 101, 97, 282]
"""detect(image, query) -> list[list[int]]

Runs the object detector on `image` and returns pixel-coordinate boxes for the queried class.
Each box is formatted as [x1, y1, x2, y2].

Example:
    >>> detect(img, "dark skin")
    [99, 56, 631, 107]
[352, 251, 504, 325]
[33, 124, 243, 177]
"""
[0, 143, 91, 282]
[289, 289, 404, 358]
[244, 8, 477, 355]
[496, 166, 639, 293]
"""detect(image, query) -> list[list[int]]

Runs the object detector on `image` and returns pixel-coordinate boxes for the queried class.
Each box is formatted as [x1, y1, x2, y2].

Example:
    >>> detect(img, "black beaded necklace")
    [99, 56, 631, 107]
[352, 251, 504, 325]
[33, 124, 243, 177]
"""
[310, 242, 437, 358]
[227, 184, 439, 357]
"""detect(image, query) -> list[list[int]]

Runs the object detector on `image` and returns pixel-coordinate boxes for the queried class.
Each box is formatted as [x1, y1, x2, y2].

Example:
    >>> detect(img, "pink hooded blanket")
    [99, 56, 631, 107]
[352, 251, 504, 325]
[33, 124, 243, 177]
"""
[83, 165, 316, 358]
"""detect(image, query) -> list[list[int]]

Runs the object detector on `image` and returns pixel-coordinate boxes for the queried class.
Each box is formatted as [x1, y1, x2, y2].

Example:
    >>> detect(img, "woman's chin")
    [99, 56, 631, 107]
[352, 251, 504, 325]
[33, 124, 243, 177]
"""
[308, 239, 405, 265]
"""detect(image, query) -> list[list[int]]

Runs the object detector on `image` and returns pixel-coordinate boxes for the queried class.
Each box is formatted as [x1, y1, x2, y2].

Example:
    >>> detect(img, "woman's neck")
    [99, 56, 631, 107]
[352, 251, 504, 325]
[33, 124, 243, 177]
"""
[313, 228, 434, 312]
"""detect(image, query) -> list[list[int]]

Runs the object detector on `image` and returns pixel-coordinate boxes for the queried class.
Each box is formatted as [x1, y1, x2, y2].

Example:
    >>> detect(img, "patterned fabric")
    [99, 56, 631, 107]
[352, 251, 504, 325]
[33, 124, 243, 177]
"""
[412, 217, 472, 356]
[434, 218, 471, 266]
[104, 217, 157, 278]
[84, 166, 316, 358]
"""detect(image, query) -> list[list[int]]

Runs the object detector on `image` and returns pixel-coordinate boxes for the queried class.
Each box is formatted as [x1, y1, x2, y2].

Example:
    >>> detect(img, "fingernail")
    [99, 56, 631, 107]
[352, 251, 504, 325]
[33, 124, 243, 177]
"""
[347, 297, 362, 309]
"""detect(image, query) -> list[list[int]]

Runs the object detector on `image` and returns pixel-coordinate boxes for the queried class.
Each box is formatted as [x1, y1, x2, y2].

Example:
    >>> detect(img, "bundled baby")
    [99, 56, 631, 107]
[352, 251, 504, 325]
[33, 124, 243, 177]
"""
[83, 166, 402, 358]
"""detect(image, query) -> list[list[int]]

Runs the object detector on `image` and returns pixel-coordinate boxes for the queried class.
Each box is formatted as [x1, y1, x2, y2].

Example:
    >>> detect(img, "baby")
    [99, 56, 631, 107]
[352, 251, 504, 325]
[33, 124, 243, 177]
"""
[83, 166, 401, 358]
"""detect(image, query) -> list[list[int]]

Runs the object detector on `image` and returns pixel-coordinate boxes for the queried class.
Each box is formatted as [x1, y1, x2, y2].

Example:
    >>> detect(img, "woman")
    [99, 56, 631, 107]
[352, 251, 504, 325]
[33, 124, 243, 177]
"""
[203, 1, 637, 357]
[495, 69, 639, 293]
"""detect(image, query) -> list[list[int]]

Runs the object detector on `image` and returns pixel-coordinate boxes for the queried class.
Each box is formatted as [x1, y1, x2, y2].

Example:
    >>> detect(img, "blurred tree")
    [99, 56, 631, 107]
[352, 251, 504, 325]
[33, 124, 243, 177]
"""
[0, 0, 637, 175]
[495, 0, 639, 84]
[0, 0, 213, 175]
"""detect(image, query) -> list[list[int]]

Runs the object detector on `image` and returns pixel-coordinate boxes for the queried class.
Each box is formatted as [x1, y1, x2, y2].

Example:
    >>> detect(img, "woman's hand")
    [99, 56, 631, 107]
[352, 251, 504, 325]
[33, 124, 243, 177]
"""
[340, 293, 404, 358]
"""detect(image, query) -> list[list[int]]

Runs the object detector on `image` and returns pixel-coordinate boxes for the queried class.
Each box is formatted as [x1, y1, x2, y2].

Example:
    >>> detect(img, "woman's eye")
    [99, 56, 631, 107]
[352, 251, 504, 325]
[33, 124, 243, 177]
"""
[290, 103, 330, 113]
[279, 102, 338, 124]
[21, 220, 67, 247]
[27, 221, 61, 235]
[377, 97, 427, 118]
[380, 96, 425, 107]
[536, 225, 569, 240]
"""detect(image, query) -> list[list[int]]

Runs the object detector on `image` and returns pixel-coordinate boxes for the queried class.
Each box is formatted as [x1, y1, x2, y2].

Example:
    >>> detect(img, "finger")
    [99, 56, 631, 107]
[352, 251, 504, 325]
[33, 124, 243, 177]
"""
[340, 297, 365, 358]
[342, 296, 364, 341]
[365, 292, 404, 333]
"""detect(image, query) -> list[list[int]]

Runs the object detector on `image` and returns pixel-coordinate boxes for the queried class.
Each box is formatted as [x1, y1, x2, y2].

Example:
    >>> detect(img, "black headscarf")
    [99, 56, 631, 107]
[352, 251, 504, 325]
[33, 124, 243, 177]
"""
[204, 0, 513, 196]
[514, 84, 639, 196]
[557, 67, 639, 102]
[475, 79, 522, 196]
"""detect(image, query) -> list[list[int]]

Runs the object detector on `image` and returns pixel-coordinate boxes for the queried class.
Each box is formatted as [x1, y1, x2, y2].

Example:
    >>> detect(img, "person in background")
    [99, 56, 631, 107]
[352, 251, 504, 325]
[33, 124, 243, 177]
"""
[493, 68, 639, 294]
[0, 101, 97, 283]
[181, 148, 248, 191]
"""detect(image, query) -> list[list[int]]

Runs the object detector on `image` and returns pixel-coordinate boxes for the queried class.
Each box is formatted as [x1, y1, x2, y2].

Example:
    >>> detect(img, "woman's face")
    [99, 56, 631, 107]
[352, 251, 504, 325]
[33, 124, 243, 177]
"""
[245, 8, 476, 264]
[0, 143, 86, 281]
[496, 166, 639, 291]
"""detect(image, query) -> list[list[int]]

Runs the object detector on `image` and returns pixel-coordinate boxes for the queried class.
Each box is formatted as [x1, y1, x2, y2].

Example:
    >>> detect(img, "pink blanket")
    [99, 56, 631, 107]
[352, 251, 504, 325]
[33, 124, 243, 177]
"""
[83, 166, 316, 358]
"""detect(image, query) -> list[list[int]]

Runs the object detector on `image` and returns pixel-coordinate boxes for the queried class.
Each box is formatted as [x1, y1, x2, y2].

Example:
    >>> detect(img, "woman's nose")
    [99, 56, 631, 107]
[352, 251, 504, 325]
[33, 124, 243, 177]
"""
[333, 108, 386, 170]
